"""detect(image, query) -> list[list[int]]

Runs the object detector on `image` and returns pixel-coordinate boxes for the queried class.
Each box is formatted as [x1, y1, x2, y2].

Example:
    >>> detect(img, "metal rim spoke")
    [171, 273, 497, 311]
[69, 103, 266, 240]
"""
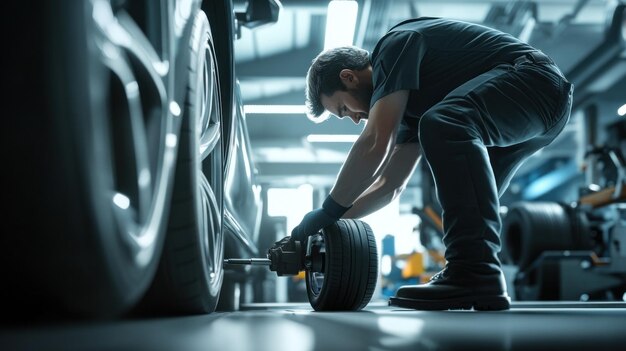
[199, 123, 221, 160]
[200, 172, 222, 285]
[196, 30, 224, 293]
[199, 43, 220, 161]
[91, 0, 174, 264]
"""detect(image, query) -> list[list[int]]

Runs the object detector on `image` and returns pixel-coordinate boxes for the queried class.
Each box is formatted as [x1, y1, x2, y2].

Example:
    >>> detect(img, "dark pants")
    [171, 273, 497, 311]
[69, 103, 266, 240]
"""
[418, 52, 573, 273]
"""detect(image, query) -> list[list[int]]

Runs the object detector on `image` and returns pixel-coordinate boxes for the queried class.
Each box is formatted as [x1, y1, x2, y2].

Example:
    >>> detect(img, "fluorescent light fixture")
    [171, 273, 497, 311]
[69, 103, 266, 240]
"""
[244, 105, 307, 114]
[618, 103, 626, 116]
[518, 17, 536, 43]
[324, 0, 359, 50]
[307, 134, 359, 143]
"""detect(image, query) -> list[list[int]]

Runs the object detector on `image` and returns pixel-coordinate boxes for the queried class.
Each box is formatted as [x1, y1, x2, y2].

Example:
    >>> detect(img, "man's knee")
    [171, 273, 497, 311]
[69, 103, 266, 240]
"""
[419, 106, 468, 149]
[420, 100, 485, 150]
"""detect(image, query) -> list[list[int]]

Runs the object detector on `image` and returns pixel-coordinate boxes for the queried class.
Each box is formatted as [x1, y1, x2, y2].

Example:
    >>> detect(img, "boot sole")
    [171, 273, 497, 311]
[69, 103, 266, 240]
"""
[389, 295, 511, 311]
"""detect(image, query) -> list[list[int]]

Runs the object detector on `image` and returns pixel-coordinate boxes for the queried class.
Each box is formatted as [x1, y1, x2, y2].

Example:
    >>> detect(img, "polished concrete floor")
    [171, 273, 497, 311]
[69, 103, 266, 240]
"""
[2, 301, 625, 351]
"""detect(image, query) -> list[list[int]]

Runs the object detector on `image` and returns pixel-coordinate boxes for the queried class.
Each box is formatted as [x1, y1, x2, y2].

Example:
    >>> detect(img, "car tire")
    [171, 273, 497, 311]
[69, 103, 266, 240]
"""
[4, 1, 182, 318]
[306, 219, 378, 311]
[139, 10, 225, 314]
[501, 202, 591, 270]
[202, 0, 235, 149]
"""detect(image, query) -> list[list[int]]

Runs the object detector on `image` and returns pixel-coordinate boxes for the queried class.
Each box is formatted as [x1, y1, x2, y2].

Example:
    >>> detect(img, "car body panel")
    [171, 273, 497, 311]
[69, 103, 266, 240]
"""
[223, 81, 264, 256]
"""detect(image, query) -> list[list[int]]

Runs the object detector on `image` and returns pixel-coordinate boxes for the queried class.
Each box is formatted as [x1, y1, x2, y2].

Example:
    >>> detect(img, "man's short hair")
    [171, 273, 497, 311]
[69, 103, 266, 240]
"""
[305, 46, 370, 121]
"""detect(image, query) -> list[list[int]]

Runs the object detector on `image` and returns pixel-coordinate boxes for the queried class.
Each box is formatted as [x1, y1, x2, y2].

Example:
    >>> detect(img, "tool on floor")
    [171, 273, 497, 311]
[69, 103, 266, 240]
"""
[223, 219, 378, 311]
[225, 234, 326, 277]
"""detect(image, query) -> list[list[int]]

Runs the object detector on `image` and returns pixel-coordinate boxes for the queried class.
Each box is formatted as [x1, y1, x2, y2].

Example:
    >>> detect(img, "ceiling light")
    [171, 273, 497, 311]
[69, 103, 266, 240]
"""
[618, 103, 626, 116]
[324, 0, 359, 50]
[518, 17, 536, 43]
[244, 105, 307, 114]
[307, 134, 359, 143]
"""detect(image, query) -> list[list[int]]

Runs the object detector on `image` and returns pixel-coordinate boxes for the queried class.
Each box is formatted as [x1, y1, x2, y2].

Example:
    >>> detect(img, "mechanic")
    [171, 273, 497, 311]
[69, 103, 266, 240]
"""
[284, 17, 573, 310]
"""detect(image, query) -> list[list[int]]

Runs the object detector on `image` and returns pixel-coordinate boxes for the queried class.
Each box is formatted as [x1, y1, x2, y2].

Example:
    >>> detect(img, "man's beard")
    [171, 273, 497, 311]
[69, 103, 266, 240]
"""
[351, 85, 373, 119]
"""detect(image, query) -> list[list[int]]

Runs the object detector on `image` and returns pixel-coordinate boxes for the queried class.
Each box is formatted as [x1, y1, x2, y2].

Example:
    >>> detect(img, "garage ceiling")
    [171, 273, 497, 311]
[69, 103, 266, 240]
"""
[232, 0, 625, 188]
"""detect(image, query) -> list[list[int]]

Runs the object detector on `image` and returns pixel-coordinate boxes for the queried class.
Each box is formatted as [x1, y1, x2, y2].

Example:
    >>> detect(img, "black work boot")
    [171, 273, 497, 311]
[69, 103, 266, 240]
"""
[389, 263, 510, 310]
[387, 206, 512, 311]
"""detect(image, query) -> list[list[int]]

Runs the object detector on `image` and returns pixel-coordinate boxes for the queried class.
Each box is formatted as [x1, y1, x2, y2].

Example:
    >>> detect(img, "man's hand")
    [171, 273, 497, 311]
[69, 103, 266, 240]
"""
[291, 195, 352, 242]
[291, 208, 337, 242]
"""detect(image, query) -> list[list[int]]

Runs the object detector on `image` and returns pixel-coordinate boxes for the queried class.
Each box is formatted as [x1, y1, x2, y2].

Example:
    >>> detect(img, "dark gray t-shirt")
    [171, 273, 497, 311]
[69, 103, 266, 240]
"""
[369, 17, 535, 144]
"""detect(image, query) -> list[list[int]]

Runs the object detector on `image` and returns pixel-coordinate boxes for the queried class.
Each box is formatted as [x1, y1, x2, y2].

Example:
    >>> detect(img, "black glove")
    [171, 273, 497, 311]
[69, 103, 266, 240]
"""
[291, 195, 351, 242]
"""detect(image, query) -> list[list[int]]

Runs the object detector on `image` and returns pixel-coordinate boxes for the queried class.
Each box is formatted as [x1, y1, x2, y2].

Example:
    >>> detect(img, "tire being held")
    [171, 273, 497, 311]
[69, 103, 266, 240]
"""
[306, 219, 378, 311]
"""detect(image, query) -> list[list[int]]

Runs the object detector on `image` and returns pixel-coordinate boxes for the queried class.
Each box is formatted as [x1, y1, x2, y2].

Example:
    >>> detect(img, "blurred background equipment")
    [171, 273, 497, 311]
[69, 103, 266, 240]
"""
[501, 119, 626, 301]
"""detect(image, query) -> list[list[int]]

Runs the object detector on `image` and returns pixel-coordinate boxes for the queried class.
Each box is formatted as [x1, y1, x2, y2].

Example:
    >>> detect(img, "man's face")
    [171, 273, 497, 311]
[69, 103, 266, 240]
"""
[320, 70, 373, 125]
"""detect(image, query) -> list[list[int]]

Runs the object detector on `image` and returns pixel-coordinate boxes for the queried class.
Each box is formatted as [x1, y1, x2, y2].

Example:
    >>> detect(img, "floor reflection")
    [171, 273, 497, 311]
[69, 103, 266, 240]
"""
[1, 302, 625, 351]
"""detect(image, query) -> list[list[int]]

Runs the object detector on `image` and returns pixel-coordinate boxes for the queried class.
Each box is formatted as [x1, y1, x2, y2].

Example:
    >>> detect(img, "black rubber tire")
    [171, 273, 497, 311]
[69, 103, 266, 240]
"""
[306, 219, 378, 311]
[202, 0, 235, 152]
[139, 11, 225, 314]
[4, 1, 177, 318]
[501, 202, 590, 271]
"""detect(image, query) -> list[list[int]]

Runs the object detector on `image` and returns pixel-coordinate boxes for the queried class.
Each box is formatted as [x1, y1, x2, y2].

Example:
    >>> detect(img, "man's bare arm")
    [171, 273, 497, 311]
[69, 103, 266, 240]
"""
[329, 90, 410, 207]
[343, 142, 421, 218]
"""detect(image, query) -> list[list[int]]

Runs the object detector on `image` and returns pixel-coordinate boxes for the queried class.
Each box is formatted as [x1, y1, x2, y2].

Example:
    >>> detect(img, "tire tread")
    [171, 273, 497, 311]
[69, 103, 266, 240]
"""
[307, 219, 378, 311]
